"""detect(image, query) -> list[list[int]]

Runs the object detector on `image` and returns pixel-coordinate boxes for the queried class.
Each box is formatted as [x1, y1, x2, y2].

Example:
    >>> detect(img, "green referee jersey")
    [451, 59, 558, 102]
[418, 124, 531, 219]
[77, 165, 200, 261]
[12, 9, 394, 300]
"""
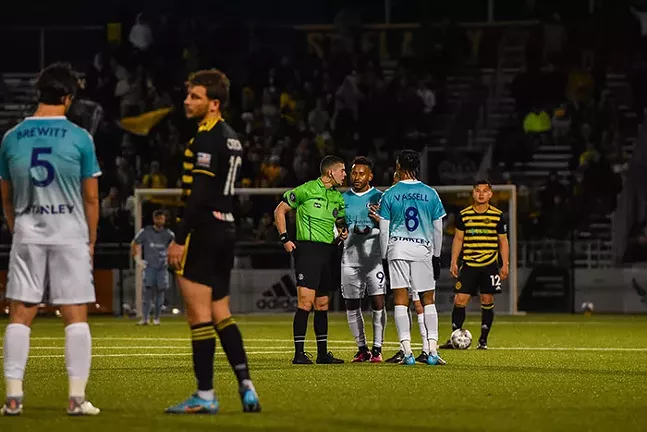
[283, 178, 345, 244]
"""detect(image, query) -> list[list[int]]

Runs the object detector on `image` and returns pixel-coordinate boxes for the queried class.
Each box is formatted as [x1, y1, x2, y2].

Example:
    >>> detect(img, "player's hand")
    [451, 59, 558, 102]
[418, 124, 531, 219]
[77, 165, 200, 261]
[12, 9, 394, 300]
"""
[368, 204, 381, 223]
[450, 262, 459, 278]
[500, 265, 509, 281]
[338, 227, 349, 241]
[134, 256, 147, 268]
[167, 241, 185, 271]
[432, 256, 441, 280]
[283, 241, 297, 253]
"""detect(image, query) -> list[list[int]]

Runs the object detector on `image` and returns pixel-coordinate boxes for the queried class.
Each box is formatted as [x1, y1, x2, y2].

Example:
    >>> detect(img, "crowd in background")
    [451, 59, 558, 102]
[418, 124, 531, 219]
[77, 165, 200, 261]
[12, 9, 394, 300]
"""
[1, 7, 647, 260]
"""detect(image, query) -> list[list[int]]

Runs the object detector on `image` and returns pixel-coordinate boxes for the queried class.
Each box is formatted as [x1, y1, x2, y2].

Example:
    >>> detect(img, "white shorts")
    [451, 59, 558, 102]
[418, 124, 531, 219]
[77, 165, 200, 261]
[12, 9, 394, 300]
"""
[341, 263, 386, 299]
[6, 243, 95, 305]
[388, 259, 435, 295]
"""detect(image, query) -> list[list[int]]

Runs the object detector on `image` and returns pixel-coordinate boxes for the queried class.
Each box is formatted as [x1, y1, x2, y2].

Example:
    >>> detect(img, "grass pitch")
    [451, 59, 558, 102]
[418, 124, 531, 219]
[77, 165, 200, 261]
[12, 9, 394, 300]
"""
[0, 313, 646, 432]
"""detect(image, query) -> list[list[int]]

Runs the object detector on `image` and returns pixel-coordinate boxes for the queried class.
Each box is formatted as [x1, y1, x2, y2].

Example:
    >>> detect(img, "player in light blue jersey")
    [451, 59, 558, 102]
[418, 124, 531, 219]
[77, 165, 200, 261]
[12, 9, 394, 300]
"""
[341, 157, 387, 363]
[132, 210, 175, 326]
[0, 63, 101, 416]
[378, 150, 446, 366]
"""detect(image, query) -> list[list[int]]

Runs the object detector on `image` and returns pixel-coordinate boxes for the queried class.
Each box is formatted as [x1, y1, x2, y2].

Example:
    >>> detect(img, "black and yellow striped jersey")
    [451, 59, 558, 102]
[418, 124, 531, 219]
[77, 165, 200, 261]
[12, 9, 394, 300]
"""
[456, 205, 507, 267]
[175, 116, 243, 245]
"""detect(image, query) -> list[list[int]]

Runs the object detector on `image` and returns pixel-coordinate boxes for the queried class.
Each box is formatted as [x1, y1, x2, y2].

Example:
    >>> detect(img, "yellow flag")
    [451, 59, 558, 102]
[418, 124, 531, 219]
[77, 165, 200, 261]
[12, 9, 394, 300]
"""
[119, 107, 173, 136]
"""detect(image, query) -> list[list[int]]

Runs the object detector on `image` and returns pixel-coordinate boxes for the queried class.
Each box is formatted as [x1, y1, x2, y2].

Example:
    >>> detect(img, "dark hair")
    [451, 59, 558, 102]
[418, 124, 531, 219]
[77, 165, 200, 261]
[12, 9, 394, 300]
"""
[186, 69, 230, 108]
[320, 155, 345, 175]
[36, 62, 79, 105]
[153, 209, 167, 218]
[474, 178, 492, 189]
[352, 156, 374, 171]
[396, 149, 420, 178]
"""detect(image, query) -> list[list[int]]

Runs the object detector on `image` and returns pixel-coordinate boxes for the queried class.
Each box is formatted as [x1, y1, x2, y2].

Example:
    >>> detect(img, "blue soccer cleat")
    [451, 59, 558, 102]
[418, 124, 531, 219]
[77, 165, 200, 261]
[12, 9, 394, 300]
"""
[402, 354, 416, 365]
[427, 354, 447, 366]
[240, 386, 261, 413]
[164, 393, 220, 414]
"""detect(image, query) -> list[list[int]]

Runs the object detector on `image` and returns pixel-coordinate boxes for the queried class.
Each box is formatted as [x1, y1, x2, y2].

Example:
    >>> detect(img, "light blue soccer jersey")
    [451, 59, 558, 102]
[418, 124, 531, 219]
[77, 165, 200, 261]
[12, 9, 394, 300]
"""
[134, 226, 175, 269]
[342, 187, 383, 266]
[0, 116, 101, 245]
[378, 180, 445, 261]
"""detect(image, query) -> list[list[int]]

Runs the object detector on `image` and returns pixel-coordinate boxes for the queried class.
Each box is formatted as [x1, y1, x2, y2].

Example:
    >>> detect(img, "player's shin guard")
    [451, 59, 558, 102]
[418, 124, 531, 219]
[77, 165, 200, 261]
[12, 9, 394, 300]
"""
[480, 303, 494, 343]
[314, 311, 328, 357]
[393, 305, 412, 356]
[423, 304, 439, 355]
[371, 308, 386, 348]
[190, 322, 216, 399]
[346, 309, 367, 348]
[3, 324, 30, 398]
[452, 304, 466, 331]
[293, 308, 309, 355]
[65, 323, 91, 399]
[215, 318, 251, 387]
[417, 313, 430, 353]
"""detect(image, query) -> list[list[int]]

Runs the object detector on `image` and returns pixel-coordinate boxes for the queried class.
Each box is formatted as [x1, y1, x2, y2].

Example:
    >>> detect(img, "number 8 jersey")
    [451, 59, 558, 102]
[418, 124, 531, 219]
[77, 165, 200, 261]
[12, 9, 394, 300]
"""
[0, 116, 101, 245]
[378, 180, 445, 261]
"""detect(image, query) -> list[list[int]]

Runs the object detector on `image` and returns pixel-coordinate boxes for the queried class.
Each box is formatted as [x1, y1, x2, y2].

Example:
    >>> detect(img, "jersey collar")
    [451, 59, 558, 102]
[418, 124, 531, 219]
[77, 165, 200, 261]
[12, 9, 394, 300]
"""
[24, 116, 67, 120]
[350, 187, 374, 197]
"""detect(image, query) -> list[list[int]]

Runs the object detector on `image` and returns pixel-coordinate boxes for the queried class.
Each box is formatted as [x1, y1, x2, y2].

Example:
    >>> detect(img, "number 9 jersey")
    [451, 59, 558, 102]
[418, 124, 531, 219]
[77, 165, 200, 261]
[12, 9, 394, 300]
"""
[378, 180, 445, 261]
[0, 116, 101, 245]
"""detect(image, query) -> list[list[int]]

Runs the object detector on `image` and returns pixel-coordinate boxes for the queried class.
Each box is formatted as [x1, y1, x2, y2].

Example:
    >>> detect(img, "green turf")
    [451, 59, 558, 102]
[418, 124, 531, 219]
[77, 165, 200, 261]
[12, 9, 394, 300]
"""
[0, 313, 646, 432]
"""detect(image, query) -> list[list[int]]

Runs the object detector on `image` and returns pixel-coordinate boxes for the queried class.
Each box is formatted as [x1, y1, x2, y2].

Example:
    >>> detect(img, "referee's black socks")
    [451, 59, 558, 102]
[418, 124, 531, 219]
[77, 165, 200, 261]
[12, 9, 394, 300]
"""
[314, 310, 328, 357]
[452, 304, 466, 331]
[293, 308, 309, 355]
[191, 322, 216, 392]
[215, 317, 251, 386]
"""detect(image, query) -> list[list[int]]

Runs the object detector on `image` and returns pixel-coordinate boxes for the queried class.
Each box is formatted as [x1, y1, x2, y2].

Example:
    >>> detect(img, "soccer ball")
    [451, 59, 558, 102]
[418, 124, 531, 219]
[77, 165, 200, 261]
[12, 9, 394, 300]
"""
[450, 329, 473, 350]
[581, 302, 594, 316]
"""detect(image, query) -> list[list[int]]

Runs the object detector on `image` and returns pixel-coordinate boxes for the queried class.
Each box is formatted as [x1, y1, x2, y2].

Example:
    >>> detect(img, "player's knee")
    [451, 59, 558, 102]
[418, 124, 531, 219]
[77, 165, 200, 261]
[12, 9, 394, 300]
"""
[392, 288, 409, 306]
[454, 294, 470, 307]
[420, 290, 436, 307]
[60, 304, 88, 326]
[314, 296, 329, 311]
[370, 295, 385, 311]
[480, 294, 494, 305]
[8, 301, 38, 326]
[345, 298, 361, 310]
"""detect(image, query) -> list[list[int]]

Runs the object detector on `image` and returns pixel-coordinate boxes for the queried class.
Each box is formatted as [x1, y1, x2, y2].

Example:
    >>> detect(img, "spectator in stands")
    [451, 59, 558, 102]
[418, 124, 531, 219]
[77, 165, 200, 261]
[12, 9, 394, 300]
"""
[308, 97, 330, 136]
[129, 13, 154, 53]
[101, 186, 122, 220]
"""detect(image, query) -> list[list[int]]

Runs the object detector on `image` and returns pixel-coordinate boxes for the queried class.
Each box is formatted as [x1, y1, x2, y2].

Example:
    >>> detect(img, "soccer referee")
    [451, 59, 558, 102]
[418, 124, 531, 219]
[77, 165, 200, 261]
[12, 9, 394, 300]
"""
[274, 155, 348, 364]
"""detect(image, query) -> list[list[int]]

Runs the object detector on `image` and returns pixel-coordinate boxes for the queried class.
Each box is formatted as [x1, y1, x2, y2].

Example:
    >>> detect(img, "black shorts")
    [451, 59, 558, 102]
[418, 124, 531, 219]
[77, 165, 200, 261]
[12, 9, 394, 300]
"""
[294, 241, 340, 296]
[179, 220, 236, 301]
[455, 262, 502, 296]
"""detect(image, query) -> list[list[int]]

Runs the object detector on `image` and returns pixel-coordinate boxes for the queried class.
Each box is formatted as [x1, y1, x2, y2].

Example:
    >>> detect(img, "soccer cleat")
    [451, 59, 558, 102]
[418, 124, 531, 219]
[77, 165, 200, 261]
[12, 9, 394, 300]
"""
[153, 319, 161, 326]
[402, 354, 416, 366]
[137, 318, 149, 326]
[1, 397, 23, 416]
[439, 339, 454, 349]
[67, 398, 100, 416]
[477, 340, 488, 350]
[427, 354, 447, 366]
[316, 351, 345, 364]
[415, 351, 429, 363]
[292, 352, 314, 365]
[239, 385, 261, 413]
[370, 347, 383, 363]
[164, 393, 219, 414]
[352, 349, 372, 363]
[385, 350, 405, 363]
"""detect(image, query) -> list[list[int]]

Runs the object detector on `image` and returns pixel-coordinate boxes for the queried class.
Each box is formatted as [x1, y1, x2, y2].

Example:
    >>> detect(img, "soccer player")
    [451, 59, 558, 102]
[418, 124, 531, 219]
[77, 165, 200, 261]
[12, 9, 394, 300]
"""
[0, 62, 101, 416]
[131, 209, 174, 325]
[274, 155, 348, 365]
[439, 179, 509, 350]
[341, 157, 386, 362]
[378, 150, 446, 366]
[165, 69, 260, 414]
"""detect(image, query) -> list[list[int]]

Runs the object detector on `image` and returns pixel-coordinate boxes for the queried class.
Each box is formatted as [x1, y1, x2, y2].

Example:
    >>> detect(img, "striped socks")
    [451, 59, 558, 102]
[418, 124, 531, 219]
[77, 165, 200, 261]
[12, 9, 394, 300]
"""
[190, 322, 216, 396]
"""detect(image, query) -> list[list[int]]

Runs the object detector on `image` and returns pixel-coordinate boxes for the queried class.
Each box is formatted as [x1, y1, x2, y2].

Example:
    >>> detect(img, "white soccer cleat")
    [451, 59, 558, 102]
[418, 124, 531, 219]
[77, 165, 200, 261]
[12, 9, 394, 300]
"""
[153, 319, 160, 326]
[67, 398, 100, 416]
[137, 318, 149, 326]
[1, 398, 23, 416]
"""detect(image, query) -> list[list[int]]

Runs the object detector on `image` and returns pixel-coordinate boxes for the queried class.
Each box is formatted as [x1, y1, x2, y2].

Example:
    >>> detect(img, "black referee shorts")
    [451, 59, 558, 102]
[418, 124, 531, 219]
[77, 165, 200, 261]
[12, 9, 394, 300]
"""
[294, 241, 341, 296]
[178, 220, 236, 301]
[455, 262, 502, 296]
